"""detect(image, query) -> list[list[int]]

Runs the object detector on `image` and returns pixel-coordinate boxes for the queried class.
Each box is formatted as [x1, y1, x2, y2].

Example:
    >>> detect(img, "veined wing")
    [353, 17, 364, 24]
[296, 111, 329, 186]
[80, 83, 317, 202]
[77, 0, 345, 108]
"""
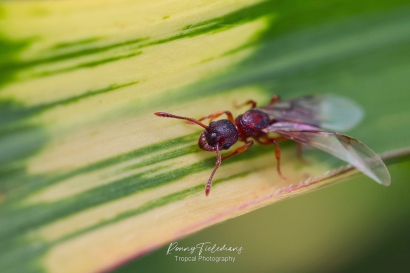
[258, 94, 364, 131]
[262, 122, 391, 186]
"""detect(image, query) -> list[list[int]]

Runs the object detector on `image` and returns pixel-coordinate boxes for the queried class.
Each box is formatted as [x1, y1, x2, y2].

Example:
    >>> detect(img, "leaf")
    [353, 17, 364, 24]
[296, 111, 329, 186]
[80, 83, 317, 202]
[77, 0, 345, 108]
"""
[1, 1, 410, 273]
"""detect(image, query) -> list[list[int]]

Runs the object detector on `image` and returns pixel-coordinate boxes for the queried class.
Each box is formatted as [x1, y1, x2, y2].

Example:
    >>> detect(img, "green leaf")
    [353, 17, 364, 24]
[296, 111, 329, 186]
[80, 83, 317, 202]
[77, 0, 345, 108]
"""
[1, 1, 410, 272]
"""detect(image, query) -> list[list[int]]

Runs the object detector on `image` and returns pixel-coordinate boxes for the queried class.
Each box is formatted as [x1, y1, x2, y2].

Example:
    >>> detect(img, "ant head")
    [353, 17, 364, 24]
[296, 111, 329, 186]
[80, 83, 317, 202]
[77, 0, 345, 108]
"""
[154, 111, 239, 196]
[198, 120, 238, 152]
[154, 111, 238, 152]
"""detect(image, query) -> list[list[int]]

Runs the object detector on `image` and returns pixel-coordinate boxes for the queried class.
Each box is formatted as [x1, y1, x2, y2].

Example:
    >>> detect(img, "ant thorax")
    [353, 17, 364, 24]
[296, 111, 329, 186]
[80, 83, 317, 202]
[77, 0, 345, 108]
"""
[235, 109, 270, 139]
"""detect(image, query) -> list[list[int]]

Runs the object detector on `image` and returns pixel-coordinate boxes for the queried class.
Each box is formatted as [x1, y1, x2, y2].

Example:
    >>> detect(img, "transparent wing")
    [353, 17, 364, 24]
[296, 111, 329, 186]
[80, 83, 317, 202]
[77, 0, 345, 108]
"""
[263, 122, 391, 186]
[258, 94, 364, 131]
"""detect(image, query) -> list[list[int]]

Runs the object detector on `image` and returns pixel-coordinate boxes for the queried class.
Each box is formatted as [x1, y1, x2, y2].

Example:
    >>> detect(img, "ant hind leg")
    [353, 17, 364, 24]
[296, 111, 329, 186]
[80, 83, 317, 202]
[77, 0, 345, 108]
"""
[254, 136, 287, 180]
[296, 142, 311, 164]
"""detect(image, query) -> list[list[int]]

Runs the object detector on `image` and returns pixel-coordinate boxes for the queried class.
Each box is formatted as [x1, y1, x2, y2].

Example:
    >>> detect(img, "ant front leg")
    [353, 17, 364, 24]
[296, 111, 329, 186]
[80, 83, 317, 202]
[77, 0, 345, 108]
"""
[187, 110, 235, 124]
[222, 140, 254, 161]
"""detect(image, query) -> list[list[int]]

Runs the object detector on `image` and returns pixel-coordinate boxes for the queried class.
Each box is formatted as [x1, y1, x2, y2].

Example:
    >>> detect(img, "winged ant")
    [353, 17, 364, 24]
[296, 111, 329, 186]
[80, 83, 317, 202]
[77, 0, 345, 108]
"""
[155, 94, 390, 196]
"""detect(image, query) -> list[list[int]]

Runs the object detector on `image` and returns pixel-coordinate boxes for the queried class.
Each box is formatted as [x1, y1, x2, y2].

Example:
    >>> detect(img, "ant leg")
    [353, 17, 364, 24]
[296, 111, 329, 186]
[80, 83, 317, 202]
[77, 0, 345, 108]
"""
[297, 142, 303, 158]
[268, 95, 281, 105]
[254, 135, 271, 145]
[205, 145, 222, 196]
[254, 135, 287, 145]
[234, 100, 257, 109]
[271, 139, 287, 180]
[222, 141, 254, 161]
[254, 136, 287, 180]
[187, 110, 235, 124]
[296, 142, 310, 164]
[234, 95, 280, 109]
[200, 111, 235, 123]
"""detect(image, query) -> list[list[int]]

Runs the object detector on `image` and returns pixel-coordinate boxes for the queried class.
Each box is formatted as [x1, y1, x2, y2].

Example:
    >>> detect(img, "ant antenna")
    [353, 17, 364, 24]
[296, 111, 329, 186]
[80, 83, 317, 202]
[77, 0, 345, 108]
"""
[154, 112, 209, 129]
[205, 145, 221, 196]
[155, 111, 222, 196]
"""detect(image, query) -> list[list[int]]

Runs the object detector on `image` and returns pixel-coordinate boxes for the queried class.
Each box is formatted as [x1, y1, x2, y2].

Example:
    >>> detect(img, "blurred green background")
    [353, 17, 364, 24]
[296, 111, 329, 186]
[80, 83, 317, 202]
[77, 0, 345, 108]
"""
[115, 0, 410, 272]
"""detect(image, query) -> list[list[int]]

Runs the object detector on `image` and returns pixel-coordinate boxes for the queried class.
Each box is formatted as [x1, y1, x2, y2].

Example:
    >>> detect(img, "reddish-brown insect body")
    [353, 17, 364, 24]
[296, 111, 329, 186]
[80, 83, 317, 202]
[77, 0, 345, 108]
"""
[235, 110, 270, 140]
[155, 94, 391, 196]
[154, 96, 285, 196]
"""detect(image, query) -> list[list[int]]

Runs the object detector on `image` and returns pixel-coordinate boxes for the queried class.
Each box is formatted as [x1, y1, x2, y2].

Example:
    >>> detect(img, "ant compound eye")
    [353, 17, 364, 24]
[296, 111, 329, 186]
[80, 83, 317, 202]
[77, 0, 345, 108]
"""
[223, 143, 231, 150]
[210, 132, 217, 139]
